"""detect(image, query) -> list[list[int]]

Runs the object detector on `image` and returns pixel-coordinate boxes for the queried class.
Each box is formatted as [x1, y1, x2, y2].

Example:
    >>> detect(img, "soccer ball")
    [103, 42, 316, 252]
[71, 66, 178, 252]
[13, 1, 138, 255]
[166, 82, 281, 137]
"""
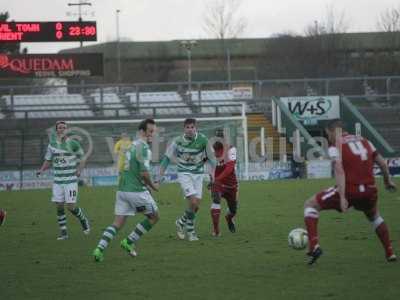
[288, 228, 308, 250]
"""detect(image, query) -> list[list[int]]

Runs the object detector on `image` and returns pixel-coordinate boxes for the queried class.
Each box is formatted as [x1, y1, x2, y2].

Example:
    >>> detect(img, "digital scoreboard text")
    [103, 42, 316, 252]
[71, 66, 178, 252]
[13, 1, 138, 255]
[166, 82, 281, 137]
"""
[0, 21, 97, 42]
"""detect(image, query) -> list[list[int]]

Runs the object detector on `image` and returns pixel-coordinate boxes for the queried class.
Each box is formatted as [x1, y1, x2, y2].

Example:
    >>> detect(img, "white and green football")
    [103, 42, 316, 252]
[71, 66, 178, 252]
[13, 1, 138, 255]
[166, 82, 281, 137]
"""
[288, 228, 308, 250]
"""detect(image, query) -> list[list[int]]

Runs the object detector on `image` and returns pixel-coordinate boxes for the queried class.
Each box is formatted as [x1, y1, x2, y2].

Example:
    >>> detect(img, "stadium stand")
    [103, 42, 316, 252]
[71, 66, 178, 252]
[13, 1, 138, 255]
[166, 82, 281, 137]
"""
[189, 90, 243, 114]
[1, 77, 400, 173]
[305, 84, 318, 96]
[1, 94, 94, 119]
[91, 93, 130, 117]
[196, 90, 234, 100]
[247, 113, 292, 160]
[0, 90, 248, 119]
[2, 133, 21, 165]
[358, 107, 400, 152]
[128, 91, 192, 115]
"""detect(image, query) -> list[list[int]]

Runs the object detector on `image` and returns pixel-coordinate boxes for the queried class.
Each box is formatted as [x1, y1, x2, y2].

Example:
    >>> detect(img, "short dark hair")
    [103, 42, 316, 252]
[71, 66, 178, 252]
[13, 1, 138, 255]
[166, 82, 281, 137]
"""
[55, 121, 66, 130]
[138, 119, 155, 131]
[326, 119, 343, 131]
[184, 118, 196, 127]
[213, 141, 224, 151]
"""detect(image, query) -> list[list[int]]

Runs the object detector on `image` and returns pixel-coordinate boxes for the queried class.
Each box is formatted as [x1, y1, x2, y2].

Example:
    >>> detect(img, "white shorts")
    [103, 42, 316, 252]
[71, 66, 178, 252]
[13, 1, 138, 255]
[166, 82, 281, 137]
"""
[115, 191, 158, 216]
[178, 173, 204, 199]
[51, 183, 78, 203]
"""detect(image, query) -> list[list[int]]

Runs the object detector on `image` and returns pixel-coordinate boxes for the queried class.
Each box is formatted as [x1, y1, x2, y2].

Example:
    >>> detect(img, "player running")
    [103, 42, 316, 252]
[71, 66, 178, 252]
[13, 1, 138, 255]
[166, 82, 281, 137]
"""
[209, 129, 239, 236]
[304, 119, 397, 265]
[93, 119, 159, 262]
[37, 121, 90, 240]
[159, 118, 215, 241]
[0, 209, 6, 226]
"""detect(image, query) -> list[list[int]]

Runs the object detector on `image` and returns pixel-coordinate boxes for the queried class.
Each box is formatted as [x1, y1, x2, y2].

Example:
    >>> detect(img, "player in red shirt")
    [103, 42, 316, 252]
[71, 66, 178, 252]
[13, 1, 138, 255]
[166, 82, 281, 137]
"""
[209, 130, 238, 236]
[0, 209, 6, 226]
[304, 119, 397, 265]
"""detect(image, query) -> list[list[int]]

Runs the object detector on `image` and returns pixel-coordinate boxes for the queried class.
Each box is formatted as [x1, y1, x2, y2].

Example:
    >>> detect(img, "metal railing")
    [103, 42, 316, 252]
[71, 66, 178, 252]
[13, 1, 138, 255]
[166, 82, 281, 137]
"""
[1, 75, 400, 100]
[1, 75, 399, 121]
[0, 103, 245, 119]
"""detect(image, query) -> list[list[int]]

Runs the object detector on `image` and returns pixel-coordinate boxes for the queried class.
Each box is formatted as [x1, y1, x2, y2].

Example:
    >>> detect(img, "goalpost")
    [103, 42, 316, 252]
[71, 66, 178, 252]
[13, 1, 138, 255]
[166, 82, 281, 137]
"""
[68, 103, 249, 179]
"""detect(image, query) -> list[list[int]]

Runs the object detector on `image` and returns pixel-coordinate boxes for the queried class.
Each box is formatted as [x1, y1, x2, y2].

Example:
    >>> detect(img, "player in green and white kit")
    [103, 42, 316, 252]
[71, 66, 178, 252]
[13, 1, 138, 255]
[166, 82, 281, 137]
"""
[37, 121, 90, 240]
[93, 119, 159, 262]
[160, 118, 215, 241]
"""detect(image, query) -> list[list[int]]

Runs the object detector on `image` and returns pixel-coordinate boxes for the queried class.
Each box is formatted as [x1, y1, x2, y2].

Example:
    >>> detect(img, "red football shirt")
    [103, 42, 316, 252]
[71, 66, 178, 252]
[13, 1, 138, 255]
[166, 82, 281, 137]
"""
[329, 134, 377, 188]
[214, 143, 238, 189]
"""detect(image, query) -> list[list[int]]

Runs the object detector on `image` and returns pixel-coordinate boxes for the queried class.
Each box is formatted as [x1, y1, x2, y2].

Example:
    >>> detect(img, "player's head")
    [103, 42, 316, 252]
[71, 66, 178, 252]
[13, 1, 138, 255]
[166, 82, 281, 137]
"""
[325, 119, 343, 144]
[138, 119, 156, 143]
[213, 141, 224, 151]
[55, 121, 67, 136]
[213, 128, 225, 151]
[183, 118, 197, 138]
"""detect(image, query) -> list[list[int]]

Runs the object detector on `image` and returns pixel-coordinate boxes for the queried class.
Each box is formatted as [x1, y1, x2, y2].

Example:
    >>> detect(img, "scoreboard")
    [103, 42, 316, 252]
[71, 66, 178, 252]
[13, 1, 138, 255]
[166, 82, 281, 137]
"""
[0, 21, 97, 42]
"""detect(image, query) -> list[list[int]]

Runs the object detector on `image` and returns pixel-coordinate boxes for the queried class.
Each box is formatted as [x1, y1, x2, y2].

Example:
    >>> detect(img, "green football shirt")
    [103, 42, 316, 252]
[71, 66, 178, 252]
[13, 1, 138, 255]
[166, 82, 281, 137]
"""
[161, 132, 215, 174]
[118, 139, 152, 192]
[45, 137, 84, 185]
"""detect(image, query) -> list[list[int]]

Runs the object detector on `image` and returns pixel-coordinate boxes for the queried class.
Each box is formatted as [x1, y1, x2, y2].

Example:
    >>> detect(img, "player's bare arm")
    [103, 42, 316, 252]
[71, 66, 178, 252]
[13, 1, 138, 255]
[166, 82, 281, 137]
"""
[375, 154, 396, 191]
[141, 171, 159, 192]
[159, 140, 176, 178]
[159, 163, 166, 177]
[334, 157, 348, 212]
[76, 158, 86, 177]
[37, 160, 51, 176]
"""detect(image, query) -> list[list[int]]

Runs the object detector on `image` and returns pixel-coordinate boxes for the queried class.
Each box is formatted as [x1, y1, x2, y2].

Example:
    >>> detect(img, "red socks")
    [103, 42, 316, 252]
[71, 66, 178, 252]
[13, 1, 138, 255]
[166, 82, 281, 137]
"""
[210, 204, 221, 234]
[304, 207, 320, 252]
[375, 222, 394, 258]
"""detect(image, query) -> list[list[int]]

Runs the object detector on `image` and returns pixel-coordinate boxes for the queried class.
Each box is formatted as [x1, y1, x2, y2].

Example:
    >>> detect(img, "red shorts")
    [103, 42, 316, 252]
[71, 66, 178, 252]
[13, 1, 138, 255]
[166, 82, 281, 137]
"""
[316, 185, 377, 213]
[213, 185, 238, 202]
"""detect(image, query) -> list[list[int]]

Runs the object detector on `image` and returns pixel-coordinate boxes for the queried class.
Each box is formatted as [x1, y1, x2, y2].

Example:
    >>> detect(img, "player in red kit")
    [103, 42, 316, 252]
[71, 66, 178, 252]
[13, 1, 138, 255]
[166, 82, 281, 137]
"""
[304, 119, 397, 265]
[209, 130, 238, 236]
[0, 209, 6, 226]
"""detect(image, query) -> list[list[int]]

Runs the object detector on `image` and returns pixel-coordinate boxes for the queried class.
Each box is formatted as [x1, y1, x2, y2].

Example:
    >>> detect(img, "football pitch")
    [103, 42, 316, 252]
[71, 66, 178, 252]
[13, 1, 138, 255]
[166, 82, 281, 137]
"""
[1, 178, 400, 300]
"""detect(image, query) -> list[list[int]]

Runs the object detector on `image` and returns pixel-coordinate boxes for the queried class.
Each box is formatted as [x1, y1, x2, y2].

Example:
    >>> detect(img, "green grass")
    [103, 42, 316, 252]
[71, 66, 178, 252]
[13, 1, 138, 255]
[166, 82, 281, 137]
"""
[1, 178, 400, 300]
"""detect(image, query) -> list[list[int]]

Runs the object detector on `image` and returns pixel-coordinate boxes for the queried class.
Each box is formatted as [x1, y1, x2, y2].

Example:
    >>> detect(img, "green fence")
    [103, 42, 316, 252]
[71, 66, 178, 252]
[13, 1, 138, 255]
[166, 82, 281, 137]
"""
[340, 96, 397, 157]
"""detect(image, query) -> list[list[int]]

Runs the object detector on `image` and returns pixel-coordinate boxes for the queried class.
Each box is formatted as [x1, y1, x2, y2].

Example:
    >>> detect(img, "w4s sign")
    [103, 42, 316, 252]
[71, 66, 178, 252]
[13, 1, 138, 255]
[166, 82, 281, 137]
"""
[281, 96, 340, 122]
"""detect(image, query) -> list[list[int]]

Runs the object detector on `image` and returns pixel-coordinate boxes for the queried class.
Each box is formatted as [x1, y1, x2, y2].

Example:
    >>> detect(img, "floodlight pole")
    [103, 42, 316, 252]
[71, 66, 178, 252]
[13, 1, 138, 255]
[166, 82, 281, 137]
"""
[116, 9, 121, 83]
[67, 0, 92, 91]
[180, 40, 197, 95]
[227, 48, 232, 86]
[67, 0, 92, 48]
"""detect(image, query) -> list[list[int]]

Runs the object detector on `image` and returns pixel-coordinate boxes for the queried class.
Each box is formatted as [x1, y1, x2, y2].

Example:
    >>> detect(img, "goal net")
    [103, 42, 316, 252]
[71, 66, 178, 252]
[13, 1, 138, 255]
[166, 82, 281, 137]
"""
[68, 114, 249, 183]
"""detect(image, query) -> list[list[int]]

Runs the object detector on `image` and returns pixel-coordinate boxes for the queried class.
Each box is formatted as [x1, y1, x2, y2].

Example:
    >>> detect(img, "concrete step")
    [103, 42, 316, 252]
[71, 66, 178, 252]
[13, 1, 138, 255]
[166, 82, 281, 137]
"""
[246, 113, 292, 156]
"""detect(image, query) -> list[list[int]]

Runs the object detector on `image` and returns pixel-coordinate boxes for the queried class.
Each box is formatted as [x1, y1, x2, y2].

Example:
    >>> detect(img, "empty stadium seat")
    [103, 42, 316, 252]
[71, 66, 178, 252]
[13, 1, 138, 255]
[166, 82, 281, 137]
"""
[4, 94, 86, 106]
[0, 90, 244, 119]
[139, 92, 182, 102]
[91, 93, 129, 117]
[2, 94, 94, 118]
[184, 90, 243, 114]
[127, 92, 190, 115]
[200, 101, 243, 114]
[198, 90, 234, 101]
